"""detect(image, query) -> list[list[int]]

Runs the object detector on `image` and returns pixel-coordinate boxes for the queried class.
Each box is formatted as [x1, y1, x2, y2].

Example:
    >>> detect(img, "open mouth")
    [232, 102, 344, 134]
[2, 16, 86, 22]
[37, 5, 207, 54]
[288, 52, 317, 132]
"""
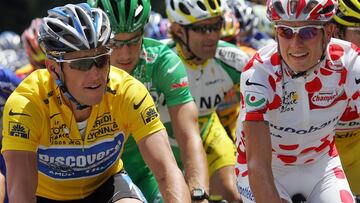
[289, 52, 308, 58]
[86, 83, 102, 90]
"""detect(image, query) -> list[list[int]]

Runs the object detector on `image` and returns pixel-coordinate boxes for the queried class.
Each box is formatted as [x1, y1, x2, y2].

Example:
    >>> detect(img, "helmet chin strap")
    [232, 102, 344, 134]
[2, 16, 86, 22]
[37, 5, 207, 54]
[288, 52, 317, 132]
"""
[277, 30, 328, 79]
[54, 63, 90, 110]
[178, 27, 205, 61]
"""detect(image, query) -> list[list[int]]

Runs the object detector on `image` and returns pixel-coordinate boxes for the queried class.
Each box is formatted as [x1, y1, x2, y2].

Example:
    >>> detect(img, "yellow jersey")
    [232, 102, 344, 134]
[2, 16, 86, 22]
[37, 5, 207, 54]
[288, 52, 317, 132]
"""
[1, 67, 164, 200]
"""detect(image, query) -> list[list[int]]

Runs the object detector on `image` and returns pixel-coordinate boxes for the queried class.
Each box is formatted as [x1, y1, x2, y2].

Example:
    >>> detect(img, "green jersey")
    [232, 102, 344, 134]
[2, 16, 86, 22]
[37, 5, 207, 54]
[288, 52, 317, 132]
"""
[121, 38, 193, 202]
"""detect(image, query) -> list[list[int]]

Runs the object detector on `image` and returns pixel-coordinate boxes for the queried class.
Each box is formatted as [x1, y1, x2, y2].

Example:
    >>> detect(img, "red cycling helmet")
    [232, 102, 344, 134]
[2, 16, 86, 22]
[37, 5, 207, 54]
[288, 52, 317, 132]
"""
[21, 18, 46, 69]
[266, 0, 338, 22]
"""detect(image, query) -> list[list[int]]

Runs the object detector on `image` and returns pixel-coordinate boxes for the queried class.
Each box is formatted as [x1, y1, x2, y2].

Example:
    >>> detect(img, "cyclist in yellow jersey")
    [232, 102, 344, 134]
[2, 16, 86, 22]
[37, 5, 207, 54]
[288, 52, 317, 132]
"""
[1, 3, 190, 203]
[332, 0, 360, 198]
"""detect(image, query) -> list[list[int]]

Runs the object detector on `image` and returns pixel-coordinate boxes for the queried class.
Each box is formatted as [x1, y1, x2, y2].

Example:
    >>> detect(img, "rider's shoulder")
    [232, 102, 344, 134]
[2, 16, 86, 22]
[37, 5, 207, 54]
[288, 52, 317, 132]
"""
[215, 40, 250, 72]
[160, 38, 176, 49]
[326, 38, 359, 69]
[327, 38, 359, 56]
[108, 66, 148, 93]
[142, 37, 179, 62]
[242, 43, 280, 76]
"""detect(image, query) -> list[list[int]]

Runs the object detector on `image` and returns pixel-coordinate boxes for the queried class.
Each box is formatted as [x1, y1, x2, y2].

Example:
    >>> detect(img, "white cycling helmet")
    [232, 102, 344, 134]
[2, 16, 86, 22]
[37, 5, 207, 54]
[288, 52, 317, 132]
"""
[166, 0, 227, 25]
[267, 0, 338, 22]
[38, 3, 111, 60]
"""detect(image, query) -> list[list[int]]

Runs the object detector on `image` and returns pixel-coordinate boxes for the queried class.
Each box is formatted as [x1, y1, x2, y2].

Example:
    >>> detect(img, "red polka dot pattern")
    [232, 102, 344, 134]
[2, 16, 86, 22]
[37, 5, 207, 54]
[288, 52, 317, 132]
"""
[277, 154, 297, 164]
[279, 144, 299, 150]
[235, 168, 240, 176]
[304, 159, 314, 164]
[340, 190, 354, 203]
[352, 91, 360, 100]
[268, 94, 281, 110]
[320, 67, 333, 76]
[305, 77, 322, 92]
[243, 53, 263, 72]
[332, 167, 345, 179]
[270, 52, 281, 66]
[328, 139, 338, 158]
[301, 147, 317, 154]
[339, 69, 347, 86]
[268, 75, 276, 91]
[237, 145, 247, 164]
[329, 44, 345, 61]
[351, 43, 360, 55]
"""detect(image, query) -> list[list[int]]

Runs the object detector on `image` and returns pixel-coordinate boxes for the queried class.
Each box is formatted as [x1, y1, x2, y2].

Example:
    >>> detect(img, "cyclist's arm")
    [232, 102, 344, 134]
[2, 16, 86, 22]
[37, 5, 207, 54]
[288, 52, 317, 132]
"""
[243, 121, 282, 203]
[168, 101, 209, 195]
[138, 128, 191, 202]
[3, 150, 37, 203]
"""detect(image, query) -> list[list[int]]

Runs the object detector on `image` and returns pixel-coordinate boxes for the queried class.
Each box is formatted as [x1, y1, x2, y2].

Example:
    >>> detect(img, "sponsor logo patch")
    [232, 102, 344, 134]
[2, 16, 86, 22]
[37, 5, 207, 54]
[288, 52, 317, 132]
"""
[309, 89, 346, 109]
[38, 132, 125, 179]
[281, 90, 298, 113]
[245, 90, 266, 111]
[9, 121, 30, 139]
[171, 77, 189, 89]
[141, 106, 159, 124]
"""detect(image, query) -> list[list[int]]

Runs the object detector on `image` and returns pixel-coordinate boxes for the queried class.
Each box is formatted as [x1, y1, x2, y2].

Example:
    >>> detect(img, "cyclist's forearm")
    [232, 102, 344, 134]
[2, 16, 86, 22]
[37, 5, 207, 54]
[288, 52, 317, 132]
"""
[181, 137, 209, 193]
[156, 166, 191, 202]
[248, 167, 281, 203]
[4, 151, 37, 203]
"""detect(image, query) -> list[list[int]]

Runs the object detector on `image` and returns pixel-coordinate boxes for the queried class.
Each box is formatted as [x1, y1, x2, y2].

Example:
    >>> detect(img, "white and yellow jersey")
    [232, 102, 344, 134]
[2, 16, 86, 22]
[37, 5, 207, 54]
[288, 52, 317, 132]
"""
[336, 100, 360, 195]
[1, 67, 164, 200]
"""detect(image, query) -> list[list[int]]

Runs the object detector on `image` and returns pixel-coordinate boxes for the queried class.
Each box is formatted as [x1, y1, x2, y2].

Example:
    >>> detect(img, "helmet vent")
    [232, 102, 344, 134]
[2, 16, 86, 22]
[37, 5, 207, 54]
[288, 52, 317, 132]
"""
[76, 8, 87, 28]
[179, 2, 191, 15]
[134, 0, 144, 20]
[216, 0, 222, 7]
[66, 16, 75, 29]
[124, 0, 131, 22]
[63, 34, 78, 45]
[110, 0, 120, 22]
[208, 0, 217, 10]
[197, 1, 207, 11]
[48, 22, 63, 33]
[341, 15, 360, 23]
[290, 0, 298, 15]
[170, 0, 175, 11]
[347, 0, 360, 13]
[273, 1, 285, 15]
[319, 4, 335, 14]
[303, 0, 318, 14]
[83, 28, 92, 43]
[46, 39, 65, 50]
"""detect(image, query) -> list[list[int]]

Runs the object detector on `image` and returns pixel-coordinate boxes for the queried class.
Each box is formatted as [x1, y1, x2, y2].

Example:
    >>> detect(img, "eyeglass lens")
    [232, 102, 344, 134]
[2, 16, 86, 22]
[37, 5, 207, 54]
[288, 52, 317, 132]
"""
[69, 55, 110, 71]
[277, 26, 321, 40]
[187, 19, 224, 34]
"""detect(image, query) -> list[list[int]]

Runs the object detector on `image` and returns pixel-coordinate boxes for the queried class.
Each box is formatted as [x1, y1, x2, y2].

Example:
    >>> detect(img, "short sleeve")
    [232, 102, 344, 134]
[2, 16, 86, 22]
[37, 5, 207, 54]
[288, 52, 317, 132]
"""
[155, 47, 193, 107]
[2, 93, 42, 153]
[239, 61, 274, 122]
[121, 77, 165, 143]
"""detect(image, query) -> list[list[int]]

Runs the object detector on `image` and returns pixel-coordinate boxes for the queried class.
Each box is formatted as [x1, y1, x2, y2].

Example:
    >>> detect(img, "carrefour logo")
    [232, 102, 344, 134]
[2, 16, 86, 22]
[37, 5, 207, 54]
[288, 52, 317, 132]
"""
[37, 132, 125, 179]
[245, 90, 266, 111]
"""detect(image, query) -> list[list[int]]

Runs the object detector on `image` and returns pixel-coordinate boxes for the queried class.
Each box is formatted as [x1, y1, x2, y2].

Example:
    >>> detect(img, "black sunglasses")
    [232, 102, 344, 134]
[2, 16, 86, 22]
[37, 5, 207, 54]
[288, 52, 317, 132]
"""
[185, 19, 224, 34]
[56, 48, 112, 71]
